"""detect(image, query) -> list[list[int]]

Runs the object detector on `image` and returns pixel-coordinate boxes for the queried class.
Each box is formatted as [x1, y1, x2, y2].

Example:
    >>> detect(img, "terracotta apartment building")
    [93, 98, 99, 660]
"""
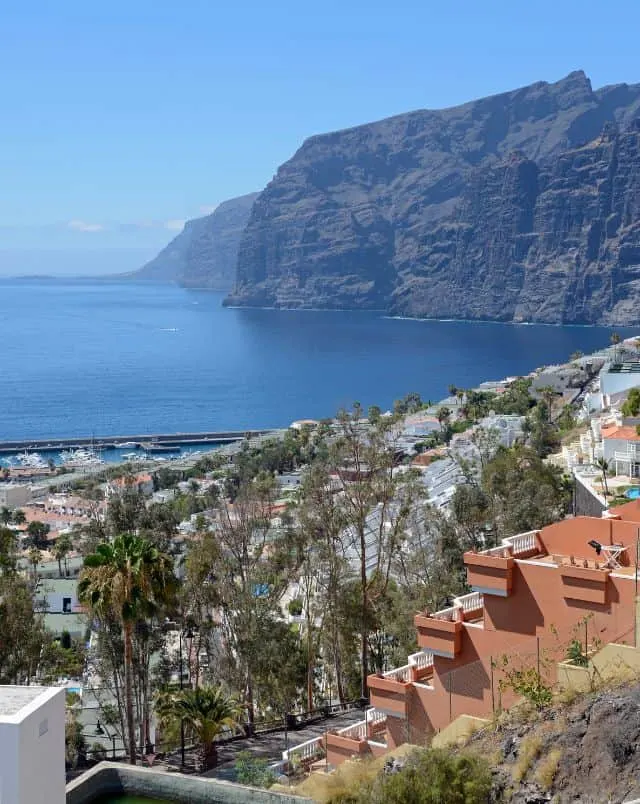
[321, 502, 640, 767]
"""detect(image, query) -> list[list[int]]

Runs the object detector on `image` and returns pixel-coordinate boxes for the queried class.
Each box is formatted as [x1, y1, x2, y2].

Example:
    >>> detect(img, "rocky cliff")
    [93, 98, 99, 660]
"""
[226, 72, 640, 323]
[135, 192, 258, 290]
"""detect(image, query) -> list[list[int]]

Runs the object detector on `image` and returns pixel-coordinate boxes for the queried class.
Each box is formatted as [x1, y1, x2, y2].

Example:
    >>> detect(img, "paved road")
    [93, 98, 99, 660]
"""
[202, 710, 366, 781]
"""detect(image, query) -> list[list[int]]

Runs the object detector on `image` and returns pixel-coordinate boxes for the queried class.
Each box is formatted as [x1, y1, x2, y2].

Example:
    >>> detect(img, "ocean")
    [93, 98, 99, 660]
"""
[0, 280, 635, 441]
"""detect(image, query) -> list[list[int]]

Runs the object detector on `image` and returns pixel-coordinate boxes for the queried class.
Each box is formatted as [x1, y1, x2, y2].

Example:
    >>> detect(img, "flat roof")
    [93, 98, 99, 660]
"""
[0, 685, 62, 721]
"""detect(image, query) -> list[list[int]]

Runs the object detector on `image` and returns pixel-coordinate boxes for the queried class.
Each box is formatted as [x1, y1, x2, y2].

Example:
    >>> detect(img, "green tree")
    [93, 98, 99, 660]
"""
[622, 387, 640, 418]
[12, 509, 26, 525]
[0, 507, 11, 526]
[27, 520, 50, 550]
[596, 457, 610, 500]
[78, 533, 177, 764]
[155, 686, 241, 770]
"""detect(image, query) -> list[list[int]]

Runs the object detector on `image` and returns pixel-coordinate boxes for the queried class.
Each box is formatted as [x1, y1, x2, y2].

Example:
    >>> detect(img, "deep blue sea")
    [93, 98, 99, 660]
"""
[0, 280, 636, 441]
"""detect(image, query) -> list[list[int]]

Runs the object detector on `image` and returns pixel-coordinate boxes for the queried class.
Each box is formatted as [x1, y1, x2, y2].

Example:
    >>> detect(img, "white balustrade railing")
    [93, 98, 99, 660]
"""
[337, 719, 367, 741]
[283, 735, 325, 762]
[408, 650, 434, 671]
[383, 664, 412, 682]
[367, 707, 387, 726]
[432, 606, 457, 621]
[454, 591, 484, 614]
[505, 530, 538, 556]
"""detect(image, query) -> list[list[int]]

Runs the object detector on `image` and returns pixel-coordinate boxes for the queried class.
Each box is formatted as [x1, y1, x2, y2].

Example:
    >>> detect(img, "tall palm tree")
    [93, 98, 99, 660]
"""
[78, 533, 177, 764]
[155, 686, 241, 770]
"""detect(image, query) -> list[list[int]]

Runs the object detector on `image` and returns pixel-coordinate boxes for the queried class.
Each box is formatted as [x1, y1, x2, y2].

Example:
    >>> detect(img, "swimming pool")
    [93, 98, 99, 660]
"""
[625, 487, 640, 499]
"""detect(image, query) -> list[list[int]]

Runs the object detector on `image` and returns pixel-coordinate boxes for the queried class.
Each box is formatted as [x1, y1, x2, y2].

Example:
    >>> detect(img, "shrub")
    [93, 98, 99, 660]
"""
[287, 598, 303, 616]
[329, 748, 492, 804]
[234, 750, 276, 788]
[566, 639, 589, 667]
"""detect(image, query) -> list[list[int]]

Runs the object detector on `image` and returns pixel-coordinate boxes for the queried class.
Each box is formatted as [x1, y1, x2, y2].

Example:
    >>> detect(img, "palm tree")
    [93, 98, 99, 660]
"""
[596, 457, 610, 500]
[0, 507, 11, 526]
[27, 546, 42, 584]
[78, 533, 177, 764]
[611, 332, 622, 363]
[12, 509, 26, 526]
[155, 686, 241, 770]
[53, 532, 73, 577]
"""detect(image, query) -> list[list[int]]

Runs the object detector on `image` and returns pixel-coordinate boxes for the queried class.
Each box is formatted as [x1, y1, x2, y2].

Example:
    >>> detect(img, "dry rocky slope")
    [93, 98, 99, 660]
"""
[134, 192, 258, 290]
[472, 681, 640, 803]
[226, 71, 640, 324]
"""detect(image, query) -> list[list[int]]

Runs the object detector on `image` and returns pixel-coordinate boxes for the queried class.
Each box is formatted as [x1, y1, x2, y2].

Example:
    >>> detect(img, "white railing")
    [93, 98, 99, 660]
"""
[337, 719, 367, 741]
[503, 530, 538, 556]
[366, 707, 387, 726]
[484, 545, 510, 557]
[383, 663, 412, 682]
[283, 735, 325, 762]
[432, 605, 457, 621]
[454, 591, 484, 614]
[408, 650, 434, 671]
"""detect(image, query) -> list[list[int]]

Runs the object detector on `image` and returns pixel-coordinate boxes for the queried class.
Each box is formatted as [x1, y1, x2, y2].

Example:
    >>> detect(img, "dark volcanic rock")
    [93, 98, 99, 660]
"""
[135, 192, 258, 290]
[226, 72, 640, 323]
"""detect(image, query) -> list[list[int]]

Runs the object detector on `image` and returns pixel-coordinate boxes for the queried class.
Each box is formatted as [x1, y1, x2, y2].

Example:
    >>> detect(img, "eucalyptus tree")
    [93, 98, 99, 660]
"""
[78, 533, 177, 764]
[330, 405, 423, 698]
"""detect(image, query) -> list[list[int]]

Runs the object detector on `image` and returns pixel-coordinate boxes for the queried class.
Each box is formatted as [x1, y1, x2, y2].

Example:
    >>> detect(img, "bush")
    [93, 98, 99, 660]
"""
[287, 598, 303, 616]
[328, 748, 492, 804]
[234, 750, 276, 788]
[512, 735, 542, 783]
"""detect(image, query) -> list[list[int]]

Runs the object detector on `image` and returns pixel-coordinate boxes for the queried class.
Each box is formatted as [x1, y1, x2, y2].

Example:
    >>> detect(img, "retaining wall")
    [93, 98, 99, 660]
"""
[66, 762, 309, 804]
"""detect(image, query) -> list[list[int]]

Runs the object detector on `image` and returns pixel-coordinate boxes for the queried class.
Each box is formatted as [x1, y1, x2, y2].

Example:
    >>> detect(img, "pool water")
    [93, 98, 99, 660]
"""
[94, 798, 175, 804]
[625, 488, 640, 499]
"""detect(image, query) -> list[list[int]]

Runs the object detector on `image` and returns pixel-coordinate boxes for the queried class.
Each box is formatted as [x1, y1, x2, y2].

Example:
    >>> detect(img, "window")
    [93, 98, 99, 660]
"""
[63, 597, 72, 613]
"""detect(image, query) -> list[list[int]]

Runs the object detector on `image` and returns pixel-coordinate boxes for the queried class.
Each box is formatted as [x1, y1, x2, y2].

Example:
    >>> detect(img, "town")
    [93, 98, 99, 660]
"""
[4, 334, 640, 803]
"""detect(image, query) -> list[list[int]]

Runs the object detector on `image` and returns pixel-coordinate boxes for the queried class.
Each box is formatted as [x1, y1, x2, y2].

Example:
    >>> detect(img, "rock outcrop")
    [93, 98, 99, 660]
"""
[135, 192, 258, 290]
[226, 72, 640, 323]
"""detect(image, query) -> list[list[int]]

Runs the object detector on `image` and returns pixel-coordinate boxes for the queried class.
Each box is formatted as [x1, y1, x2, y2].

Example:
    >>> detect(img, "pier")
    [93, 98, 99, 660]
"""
[0, 430, 274, 455]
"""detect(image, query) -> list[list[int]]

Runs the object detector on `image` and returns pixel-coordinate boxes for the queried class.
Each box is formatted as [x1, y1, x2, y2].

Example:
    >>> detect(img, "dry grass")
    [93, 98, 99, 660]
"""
[535, 748, 562, 790]
[512, 734, 543, 783]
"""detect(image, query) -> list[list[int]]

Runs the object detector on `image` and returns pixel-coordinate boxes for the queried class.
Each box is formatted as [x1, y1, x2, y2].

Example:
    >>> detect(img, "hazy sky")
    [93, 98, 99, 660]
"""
[2, 0, 640, 275]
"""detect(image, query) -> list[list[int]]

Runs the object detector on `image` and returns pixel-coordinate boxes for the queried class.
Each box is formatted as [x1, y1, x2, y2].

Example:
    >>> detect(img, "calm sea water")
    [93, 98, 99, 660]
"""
[0, 280, 635, 441]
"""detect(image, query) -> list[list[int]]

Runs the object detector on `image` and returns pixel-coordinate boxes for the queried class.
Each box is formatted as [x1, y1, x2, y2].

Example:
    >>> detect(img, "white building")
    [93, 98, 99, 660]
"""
[0, 685, 66, 804]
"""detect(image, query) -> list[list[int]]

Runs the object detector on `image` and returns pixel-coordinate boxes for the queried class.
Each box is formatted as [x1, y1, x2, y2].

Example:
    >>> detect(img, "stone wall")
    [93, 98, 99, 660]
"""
[574, 474, 606, 518]
[66, 762, 310, 804]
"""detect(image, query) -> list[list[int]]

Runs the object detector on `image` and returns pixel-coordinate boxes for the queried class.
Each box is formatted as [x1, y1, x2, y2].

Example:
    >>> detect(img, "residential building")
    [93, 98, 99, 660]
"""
[307, 504, 640, 768]
[0, 685, 65, 804]
[602, 423, 640, 477]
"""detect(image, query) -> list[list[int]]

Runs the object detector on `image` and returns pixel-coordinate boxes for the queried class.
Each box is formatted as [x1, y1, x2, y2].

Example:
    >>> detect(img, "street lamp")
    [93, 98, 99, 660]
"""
[178, 626, 196, 770]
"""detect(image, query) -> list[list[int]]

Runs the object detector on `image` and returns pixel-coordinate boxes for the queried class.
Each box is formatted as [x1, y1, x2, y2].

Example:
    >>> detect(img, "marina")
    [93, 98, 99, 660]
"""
[0, 429, 272, 468]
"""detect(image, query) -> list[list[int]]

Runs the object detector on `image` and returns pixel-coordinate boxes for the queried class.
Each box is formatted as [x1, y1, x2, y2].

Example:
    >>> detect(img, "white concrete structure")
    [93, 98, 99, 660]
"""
[0, 685, 65, 804]
[0, 484, 32, 508]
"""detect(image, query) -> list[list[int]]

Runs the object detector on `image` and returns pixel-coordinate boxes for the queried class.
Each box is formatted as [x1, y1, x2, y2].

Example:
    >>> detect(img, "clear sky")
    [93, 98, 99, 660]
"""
[2, 0, 640, 275]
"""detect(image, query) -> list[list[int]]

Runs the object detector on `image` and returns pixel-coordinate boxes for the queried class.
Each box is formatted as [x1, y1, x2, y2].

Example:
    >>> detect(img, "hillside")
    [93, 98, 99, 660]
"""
[134, 192, 258, 290]
[226, 72, 640, 324]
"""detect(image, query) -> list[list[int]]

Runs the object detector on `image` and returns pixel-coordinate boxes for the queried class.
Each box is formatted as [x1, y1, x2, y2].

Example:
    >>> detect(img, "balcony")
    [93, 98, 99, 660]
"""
[367, 664, 412, 718]
[558, 561, 611, 604]
[464, 549, 515, 597]
[415, 606, 463, 658]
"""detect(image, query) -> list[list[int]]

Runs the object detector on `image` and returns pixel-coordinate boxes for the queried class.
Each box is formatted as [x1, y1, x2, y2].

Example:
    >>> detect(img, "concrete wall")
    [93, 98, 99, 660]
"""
[0, 687, 65, 804]
[0, 484, 32, 507]
[66, 763, 310, 804]
[574, 475, 606, 518]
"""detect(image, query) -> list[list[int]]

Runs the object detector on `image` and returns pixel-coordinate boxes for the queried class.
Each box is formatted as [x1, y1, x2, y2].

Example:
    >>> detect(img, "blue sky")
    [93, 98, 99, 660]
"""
[2, 0, 640, 274]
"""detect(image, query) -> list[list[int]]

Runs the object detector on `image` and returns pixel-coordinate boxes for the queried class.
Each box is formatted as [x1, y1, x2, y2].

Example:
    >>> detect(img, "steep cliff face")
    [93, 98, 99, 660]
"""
[135, 192, 258, 290]
[226, 72, 640, 323]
